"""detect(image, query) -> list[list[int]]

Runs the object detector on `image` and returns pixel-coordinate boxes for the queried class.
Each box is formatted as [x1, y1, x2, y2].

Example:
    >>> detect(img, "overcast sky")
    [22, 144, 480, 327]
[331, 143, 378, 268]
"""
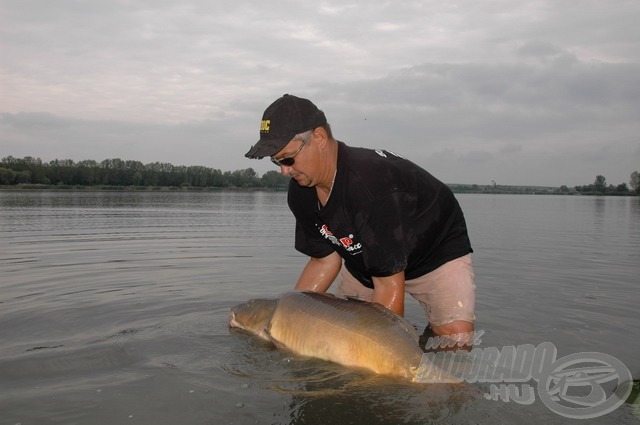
[1, 0, 639, 187]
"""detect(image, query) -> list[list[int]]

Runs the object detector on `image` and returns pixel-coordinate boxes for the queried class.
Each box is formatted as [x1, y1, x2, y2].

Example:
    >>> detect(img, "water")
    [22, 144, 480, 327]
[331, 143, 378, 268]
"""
[0, 191, 638, 424]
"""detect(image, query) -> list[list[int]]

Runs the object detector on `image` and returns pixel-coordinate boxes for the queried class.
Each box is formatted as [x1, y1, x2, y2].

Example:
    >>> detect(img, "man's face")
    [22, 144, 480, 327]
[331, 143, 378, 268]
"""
[272, 133, 317, 187]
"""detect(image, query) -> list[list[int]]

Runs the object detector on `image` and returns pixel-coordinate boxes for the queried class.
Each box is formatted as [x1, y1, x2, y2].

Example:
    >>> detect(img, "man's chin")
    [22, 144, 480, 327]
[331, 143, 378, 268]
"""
[291, 174, 311, 187]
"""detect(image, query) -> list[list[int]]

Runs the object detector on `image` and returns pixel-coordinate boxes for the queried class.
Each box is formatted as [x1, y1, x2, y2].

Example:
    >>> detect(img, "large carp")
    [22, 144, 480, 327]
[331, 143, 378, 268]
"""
[228, 291, 454, 382]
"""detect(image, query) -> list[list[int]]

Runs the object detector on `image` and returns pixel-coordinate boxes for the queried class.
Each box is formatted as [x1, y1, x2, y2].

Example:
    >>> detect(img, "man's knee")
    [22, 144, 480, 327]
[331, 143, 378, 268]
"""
[420, 320, 475, 352]
[432, 320, 474, 336]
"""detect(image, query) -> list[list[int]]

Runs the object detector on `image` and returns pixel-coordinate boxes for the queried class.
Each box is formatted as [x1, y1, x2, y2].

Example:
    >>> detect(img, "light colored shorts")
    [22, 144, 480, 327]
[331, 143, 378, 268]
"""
[334, 254, 476, 326]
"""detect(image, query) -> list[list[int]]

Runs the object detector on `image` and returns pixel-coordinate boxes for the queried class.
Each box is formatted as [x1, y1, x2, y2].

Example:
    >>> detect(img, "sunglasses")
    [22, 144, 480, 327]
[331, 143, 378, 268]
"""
[270, 138, 308, 167]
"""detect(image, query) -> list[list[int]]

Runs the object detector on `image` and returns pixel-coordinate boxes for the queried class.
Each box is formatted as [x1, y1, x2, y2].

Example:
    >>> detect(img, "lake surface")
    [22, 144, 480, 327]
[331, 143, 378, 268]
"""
[1, 190, 638, 424]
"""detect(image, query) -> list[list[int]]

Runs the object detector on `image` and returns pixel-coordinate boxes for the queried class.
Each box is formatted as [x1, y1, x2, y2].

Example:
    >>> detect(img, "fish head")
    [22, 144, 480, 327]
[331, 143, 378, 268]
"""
[228, 298, 278, 340]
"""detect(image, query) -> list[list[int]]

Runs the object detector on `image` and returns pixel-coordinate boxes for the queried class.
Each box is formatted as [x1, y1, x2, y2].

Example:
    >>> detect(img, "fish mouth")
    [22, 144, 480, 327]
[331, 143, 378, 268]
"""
[228, 310, 240, 328]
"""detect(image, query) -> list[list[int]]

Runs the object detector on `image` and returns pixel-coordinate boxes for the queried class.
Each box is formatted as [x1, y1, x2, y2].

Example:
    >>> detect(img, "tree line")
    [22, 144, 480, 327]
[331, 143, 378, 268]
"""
[0, 156, 290, 189]
[574, 173, 640, 195]
[1, 156, 638, 195]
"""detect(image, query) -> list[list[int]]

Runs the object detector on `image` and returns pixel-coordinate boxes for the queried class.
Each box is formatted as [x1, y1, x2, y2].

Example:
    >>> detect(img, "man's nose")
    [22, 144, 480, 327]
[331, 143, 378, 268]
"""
[280, 165, 293, 176]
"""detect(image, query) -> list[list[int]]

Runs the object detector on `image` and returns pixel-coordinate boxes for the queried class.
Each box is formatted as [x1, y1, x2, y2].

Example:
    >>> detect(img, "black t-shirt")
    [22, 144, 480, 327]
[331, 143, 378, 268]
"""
[288, 142, 472, 288]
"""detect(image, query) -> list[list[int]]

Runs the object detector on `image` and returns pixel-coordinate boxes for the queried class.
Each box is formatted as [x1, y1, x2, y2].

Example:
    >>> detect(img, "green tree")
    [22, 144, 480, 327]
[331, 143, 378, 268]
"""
[77, 160, 100, 185]
[261, 170, 290, 188]
[48, 159, 75, 185]
[631, 171, 640, 193]
[132, 171, 143, 186]
[594, 175, 607, 193]
[15, 170, 32, 184]
[0, 167, 16, 185]
[228, 168, 257, 187]
[207, 168, 224, 187]
[616, 183, 629, 193]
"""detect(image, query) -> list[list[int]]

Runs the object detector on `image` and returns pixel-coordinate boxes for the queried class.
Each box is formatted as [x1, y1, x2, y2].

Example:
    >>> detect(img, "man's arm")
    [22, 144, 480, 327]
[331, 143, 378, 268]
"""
[294, 251, 342, 293]
[371, 271, 406, 316]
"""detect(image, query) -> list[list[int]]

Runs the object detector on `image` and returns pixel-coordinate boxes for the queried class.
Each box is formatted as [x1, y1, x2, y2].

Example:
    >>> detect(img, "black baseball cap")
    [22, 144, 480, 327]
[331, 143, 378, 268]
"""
[245, 94, 327, 159]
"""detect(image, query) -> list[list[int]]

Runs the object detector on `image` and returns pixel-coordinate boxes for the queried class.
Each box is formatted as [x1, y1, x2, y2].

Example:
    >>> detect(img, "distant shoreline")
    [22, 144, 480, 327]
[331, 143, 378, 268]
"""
[1, 184, 637, 196]
[0, 184, 284, 192]
[3, 156, 637, 196]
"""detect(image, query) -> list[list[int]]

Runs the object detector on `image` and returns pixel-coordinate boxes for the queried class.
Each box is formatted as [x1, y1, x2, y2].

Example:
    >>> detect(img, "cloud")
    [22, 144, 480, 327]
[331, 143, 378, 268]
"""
[0, 112, 255, 171]
[517, 40, 564, 58]
[318, 53, 640, 141]
[1, 0, 639, 186]
[307, 52, 640, 185]
[499, 144, 522, 154]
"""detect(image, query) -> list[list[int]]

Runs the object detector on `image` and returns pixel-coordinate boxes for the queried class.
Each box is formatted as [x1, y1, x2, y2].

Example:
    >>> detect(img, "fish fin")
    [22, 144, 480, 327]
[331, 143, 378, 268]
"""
[367, 302, 420, 342]
[305, 291, 421, 342]
[345, 295, 367, 303]
[264, 325, 287, 351]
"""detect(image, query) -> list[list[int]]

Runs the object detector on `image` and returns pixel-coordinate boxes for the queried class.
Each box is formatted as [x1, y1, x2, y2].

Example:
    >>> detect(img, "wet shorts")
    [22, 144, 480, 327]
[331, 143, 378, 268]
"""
[334, 254, 476, 326]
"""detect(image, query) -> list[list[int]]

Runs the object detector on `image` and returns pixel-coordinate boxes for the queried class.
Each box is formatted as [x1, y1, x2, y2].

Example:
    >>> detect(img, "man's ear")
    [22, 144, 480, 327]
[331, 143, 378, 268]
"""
[313, 126, 329, 150]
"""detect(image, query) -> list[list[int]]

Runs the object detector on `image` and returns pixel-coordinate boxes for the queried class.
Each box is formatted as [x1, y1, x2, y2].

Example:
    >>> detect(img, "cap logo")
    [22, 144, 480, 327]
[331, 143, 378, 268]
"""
[260, 119, 270, 133]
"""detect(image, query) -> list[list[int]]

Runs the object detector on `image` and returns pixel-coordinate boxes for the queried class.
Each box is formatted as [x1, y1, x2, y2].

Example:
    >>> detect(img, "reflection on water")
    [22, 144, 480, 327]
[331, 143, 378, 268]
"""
[0, 191, 639, 424]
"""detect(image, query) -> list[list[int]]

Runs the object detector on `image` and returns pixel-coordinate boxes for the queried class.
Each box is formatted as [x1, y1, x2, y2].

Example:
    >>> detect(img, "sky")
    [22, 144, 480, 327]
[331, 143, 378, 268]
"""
[1, 0, 639, 187]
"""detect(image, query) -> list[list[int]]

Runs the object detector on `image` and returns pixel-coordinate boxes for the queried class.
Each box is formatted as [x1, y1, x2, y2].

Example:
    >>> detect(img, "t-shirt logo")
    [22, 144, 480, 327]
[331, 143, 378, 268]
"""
[375, 149, 405, 159]
[339, 236, 353, 248]
[318, 224, 362, 254]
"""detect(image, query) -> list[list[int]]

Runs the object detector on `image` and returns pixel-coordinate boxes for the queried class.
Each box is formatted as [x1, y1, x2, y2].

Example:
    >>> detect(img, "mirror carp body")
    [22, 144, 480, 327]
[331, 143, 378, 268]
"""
[229, 291, 451, 381]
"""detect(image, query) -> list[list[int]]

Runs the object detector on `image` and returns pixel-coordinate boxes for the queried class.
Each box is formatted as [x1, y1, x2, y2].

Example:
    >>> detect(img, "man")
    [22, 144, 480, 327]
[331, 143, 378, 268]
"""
[245, 94, 476, 347]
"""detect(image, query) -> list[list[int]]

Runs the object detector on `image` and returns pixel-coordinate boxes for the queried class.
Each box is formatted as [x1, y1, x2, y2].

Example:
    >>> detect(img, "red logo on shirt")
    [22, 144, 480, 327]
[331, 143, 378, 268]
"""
[339, 237, 353, 248]
[318, 225, 362, 255]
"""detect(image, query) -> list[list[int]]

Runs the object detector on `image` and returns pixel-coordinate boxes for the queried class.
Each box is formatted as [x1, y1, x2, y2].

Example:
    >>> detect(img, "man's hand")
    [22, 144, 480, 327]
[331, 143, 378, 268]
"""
[294, 251, 342, 293]
[372, 271, 406, 316]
